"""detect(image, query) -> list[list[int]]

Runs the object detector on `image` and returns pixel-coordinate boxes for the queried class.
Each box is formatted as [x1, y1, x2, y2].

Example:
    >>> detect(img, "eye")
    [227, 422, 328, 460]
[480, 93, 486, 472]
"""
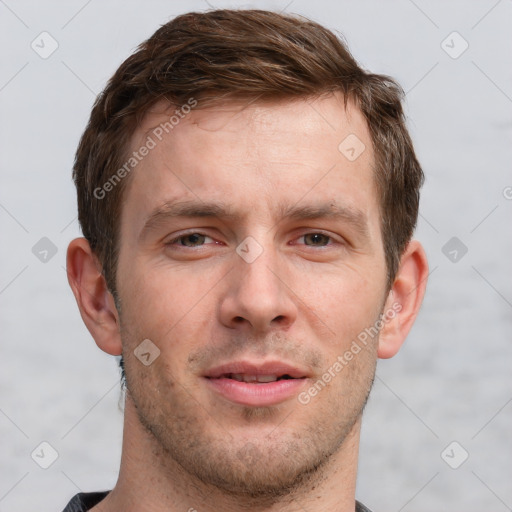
[300, 233, 332, 247]
[169, 233, 213, 247]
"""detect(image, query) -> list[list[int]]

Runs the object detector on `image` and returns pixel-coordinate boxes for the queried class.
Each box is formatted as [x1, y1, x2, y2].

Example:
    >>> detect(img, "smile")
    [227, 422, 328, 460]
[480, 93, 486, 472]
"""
[204, 361, 310, 406]
[222, 373, 295, 383]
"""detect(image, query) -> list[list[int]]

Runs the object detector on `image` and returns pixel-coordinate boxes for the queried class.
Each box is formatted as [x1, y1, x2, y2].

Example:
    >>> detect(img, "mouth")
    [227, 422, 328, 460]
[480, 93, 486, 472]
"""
[219, 373, 297, 383]
[203, 361, 310, 406]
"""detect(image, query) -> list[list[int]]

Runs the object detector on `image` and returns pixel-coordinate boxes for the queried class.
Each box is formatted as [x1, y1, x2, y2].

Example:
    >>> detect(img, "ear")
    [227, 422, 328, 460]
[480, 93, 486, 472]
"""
[66, 237, 122, 356]
[377, 239, 429, 359]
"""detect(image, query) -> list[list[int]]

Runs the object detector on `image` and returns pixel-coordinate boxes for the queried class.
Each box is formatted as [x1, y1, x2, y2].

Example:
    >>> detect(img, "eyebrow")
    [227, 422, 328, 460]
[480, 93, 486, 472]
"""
[277, 202, 369, 238]
[139, 199, 369, 241]
[139, 200, 240, 240]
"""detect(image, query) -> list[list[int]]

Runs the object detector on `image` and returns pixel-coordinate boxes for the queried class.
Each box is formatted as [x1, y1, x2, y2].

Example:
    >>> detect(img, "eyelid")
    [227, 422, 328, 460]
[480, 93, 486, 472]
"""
[165, 230, 216, 246]
[292, 230, 342, 246]
[164, 229, 344, 248]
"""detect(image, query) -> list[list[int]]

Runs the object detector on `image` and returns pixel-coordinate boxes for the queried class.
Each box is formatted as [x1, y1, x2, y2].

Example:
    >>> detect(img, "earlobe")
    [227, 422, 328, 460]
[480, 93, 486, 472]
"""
[377, 240, 429, 359]
[66, 237, 122, 356]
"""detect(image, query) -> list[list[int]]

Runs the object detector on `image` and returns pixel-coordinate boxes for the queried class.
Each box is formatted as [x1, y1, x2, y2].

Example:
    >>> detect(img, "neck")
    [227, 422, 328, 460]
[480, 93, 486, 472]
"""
[96, 395, 361, 512]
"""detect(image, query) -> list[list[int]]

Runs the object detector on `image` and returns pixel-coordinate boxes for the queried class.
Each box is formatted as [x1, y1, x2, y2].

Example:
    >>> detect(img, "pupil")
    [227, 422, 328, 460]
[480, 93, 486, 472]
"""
[306, 233, 328, 246]
[183, 234, 204, 246]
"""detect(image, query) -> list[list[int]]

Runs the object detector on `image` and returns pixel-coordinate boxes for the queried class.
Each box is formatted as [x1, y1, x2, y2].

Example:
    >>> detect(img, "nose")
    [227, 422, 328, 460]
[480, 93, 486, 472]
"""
[218, 248, 297, 333]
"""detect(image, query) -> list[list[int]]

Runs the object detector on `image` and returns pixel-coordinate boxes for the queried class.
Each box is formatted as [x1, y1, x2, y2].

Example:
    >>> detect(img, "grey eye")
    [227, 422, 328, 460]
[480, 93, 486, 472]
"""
[303, 233, 330, 246]
[179, 234, 207, 247]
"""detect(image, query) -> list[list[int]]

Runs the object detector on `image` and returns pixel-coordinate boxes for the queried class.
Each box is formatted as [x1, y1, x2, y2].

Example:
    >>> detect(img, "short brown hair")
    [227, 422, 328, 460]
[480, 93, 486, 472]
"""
[73, 9, 423, 293]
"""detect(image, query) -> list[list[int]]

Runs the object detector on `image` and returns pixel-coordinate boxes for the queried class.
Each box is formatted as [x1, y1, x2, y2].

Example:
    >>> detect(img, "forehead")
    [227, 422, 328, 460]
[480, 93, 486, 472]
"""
[121, 93, 377, 234]
[136, 94, 371, 160]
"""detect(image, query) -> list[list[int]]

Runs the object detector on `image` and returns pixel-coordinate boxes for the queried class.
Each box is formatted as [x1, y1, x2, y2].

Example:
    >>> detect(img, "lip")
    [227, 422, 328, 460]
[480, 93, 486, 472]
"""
[203, 360, 310, 407]
[204, 361, 310, 379]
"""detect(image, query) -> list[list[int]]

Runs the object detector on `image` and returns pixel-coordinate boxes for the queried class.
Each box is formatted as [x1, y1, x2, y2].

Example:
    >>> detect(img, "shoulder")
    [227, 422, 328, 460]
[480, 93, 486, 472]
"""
[61, 492, 109, 512]
[356, 500, 374, 512]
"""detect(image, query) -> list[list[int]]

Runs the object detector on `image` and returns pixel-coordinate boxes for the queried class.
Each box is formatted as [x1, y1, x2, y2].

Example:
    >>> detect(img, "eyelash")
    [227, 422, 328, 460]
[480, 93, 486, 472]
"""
[166, 231, 338, 248]
[167, 232, 216, 248]
[295, 232, 334, 247]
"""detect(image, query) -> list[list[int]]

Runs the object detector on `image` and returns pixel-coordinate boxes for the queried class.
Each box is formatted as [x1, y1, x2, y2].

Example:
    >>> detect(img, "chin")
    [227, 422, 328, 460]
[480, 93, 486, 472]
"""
[193, 439, 328, 500]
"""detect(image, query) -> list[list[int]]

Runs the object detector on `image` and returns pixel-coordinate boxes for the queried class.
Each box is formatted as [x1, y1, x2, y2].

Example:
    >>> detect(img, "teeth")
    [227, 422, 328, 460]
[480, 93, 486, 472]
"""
[229, 374, 280, 383]
[229, 374, 246, 382]
[256, 375, 279, 383]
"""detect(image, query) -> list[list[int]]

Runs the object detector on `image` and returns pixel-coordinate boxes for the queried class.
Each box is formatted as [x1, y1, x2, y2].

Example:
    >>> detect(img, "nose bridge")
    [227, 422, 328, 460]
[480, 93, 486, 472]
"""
[219, 240, 296, 331]
[239, 245, 280, 299]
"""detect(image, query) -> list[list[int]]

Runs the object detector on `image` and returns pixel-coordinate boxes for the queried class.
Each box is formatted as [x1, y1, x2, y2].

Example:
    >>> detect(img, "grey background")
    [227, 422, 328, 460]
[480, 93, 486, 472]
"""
[1, 0, 511, 511]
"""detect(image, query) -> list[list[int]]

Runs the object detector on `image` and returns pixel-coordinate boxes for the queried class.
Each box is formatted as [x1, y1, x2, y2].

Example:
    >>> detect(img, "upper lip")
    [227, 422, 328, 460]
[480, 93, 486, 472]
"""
[204, 360, 310, 379]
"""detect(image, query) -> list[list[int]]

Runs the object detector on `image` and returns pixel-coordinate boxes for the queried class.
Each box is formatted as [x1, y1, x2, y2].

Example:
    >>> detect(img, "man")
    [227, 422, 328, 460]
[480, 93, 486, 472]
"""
[64, 9, 428, 512]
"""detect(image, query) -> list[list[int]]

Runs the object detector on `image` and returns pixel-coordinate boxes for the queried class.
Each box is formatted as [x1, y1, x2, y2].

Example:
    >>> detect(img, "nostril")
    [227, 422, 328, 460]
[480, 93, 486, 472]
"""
[272, 315, 286, 323]
[233, 316, 245, 324]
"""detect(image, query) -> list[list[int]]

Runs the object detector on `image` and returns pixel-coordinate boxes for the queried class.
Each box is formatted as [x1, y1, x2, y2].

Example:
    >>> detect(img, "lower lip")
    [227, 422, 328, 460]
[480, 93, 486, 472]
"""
[204, 377, 307, 406]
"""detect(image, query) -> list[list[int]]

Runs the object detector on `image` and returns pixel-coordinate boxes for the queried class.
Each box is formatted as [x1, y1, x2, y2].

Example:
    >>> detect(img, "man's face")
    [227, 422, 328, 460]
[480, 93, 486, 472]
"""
[116, 94, 389, 496]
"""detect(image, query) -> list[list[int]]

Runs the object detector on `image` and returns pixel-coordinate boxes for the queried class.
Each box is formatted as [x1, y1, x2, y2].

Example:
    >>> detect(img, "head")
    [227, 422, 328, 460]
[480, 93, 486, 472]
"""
[67, 9, 428, 501]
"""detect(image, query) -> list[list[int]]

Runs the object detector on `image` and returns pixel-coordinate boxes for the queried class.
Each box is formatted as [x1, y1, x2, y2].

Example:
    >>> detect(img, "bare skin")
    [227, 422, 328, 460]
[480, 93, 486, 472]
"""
[67, 93, 428, 512]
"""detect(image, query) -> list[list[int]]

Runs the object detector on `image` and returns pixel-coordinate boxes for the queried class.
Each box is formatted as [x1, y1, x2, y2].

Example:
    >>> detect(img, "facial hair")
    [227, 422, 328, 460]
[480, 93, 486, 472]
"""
[122, 325, 378, 501]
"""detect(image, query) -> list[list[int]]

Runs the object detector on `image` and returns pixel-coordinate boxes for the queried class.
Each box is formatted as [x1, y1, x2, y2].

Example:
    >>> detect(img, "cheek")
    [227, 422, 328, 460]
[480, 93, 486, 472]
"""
[295, 266, 385, 345]
[117, 260, 219, 355]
